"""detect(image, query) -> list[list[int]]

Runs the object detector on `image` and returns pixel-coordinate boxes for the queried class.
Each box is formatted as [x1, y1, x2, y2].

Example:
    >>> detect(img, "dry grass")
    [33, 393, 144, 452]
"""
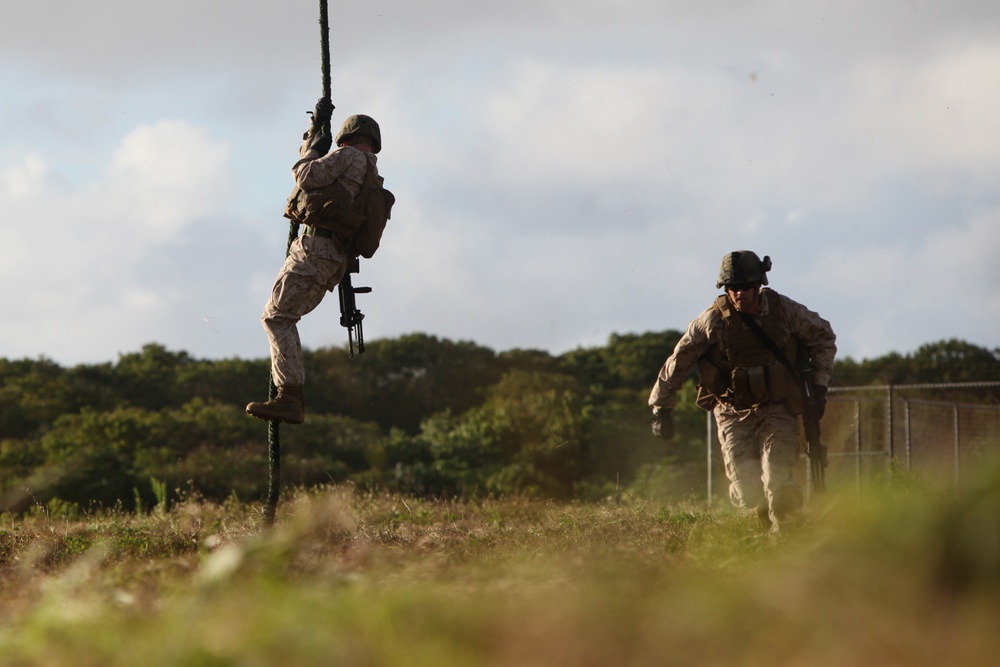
[1, 468, 999, 666]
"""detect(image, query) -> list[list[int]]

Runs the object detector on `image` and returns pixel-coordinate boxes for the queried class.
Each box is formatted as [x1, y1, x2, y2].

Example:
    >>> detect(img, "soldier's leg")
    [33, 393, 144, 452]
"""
[246, 267, 327, 424]
[262, 268, 328, 387]
[715, 406, 767, 512]
[261, 237, 340, 387]
[759, 404, 804, 533]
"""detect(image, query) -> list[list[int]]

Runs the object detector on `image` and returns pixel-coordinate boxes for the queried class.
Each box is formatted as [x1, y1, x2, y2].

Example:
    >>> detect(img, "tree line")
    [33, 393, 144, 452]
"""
[1, 334, 998, 513]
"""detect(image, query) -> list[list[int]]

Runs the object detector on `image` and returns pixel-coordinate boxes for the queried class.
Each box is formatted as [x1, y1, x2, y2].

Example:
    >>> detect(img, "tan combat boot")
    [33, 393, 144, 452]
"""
[246, 386, 305, 424]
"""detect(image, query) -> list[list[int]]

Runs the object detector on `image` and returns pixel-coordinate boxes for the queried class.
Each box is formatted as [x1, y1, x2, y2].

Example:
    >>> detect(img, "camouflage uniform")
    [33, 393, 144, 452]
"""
[262, 141, 376, 388]
[648, 288, 836, 533]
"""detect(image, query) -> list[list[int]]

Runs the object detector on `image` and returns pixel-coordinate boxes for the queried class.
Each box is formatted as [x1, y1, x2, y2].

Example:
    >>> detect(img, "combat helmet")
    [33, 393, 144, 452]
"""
[716, 250, 772, 289]
[335, 114, 382, 154]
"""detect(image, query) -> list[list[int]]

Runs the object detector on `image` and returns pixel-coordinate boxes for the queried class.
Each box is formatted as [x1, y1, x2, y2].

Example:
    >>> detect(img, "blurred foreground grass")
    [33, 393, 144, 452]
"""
[1, 465, 999, 667]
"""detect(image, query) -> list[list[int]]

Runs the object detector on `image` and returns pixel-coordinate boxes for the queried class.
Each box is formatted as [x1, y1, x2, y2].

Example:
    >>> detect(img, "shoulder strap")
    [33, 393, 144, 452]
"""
[713, 294, 732, 319]
[355, 156, 378, 202]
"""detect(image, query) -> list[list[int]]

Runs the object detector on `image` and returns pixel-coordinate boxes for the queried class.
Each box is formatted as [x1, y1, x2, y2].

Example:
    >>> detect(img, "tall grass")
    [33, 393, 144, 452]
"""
[1, 464, 999, 666]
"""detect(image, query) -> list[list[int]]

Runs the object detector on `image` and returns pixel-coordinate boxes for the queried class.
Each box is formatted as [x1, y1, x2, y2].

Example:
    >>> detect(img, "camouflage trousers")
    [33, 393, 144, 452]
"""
[714, 401, 803, 532]
[261, 235, 346, 388]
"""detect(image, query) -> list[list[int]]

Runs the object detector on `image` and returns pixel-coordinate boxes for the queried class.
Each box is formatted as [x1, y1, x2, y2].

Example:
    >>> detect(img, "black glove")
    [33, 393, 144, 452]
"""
[303, 130, 332, 156]
[651, 410, 674, 441]
[311, 97, 334, 130]
[812, 385, 828, 419]
[302, 97, 335, 155]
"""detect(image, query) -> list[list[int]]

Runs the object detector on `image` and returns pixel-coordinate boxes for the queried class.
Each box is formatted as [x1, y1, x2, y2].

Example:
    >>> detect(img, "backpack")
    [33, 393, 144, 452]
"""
[350, 161, 395, 258]
[284, 157, 395, 259]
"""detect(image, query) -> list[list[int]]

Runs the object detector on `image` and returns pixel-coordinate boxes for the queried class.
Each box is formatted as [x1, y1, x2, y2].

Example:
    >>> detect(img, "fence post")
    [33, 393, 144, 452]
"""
[706, 410, 714, 507]
[854, 399, 862, 492]
[953, 404, 961, 486]
[887, 384, 895, 463]
[904, 399, 912, 471]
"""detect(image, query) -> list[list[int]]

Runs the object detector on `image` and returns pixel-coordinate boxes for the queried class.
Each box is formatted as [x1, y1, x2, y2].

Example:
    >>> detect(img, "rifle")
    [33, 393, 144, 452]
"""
[338, 256, 371, 357]
[798, 355, 828, 493]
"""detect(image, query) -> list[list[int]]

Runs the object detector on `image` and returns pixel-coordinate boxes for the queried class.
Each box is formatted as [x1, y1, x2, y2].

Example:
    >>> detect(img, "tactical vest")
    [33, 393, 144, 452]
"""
[696, 291, 805, 414]
[284, 156, 394, 259]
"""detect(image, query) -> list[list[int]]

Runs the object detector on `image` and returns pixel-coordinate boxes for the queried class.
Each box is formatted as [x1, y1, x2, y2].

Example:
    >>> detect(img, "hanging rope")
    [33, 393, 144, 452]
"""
[264, 0, 332, 529]
[319, 0, 332, 117]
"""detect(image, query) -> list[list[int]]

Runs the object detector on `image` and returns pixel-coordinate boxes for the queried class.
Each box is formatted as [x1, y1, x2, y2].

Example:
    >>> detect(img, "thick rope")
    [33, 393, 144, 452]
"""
[264, 0, 331, 529]
[319, 0, 332, 117]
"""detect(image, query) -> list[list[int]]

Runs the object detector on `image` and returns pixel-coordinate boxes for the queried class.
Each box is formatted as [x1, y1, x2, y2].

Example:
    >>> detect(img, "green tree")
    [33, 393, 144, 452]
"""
[831, 339, 1000, 390]
[559, 330, 684, 391]
[0, 357, 118, 439]
[348, 334, 505, 431]
[32, 407, 154, 509]
[910, 339, 1000, 383]
[4, 334, 999, 511]
[176, 356, 270, 408]
[378, 370, 594, 498]
[112, 343, 194, 409]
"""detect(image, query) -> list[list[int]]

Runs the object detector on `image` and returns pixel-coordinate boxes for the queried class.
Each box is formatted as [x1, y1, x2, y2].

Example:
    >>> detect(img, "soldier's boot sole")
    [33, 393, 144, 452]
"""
[245, 399, 304, 424]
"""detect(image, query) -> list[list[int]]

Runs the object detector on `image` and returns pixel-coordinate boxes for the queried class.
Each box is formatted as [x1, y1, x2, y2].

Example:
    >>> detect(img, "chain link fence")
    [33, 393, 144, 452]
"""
[706, 382, 1000, 502]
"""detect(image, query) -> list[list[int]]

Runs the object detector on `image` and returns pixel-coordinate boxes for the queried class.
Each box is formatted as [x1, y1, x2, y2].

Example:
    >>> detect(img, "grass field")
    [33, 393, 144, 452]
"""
[2, 465, 999, 667]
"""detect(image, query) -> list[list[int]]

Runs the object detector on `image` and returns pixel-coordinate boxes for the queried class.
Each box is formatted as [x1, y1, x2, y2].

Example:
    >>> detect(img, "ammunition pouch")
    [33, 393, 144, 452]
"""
[696, 356, 727, 411]
[285, 180, 362, 249]
[697, 357, 805, 414]
[731, 365, 766, 407]
[699, 290, 810, 414]
[284, 158, 392, 259]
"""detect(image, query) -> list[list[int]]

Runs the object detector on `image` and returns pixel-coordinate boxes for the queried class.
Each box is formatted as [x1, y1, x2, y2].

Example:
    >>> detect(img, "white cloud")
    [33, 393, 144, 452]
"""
[927, 208, 1000, 302]
[812, 207, 1000, 359]
[0, 121, 240, 362]
[2, 0, 1000, 366]
[99, 121, 233, 242]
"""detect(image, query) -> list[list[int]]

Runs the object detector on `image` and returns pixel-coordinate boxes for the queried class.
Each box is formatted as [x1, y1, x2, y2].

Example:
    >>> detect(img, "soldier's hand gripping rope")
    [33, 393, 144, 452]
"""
[304, 96, 335, 155]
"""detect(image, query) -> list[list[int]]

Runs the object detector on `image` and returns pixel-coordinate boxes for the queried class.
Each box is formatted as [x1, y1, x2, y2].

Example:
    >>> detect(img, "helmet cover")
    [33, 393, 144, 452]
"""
[335, 114, 382, 154]
[716, 250, 771, 289]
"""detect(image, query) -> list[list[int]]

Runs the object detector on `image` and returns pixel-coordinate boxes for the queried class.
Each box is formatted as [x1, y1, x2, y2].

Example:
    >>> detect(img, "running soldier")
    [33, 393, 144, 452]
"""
[648, 251, 836, 535]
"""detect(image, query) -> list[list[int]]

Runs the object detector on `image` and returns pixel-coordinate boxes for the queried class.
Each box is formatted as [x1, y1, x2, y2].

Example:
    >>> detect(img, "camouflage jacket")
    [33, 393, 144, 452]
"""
[648, 288, 837, 411]
[292, 141, 375, 200]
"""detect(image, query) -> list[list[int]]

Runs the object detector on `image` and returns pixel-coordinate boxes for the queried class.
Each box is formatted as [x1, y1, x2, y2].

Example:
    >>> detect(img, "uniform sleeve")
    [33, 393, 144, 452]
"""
[648, 307, 715, 411]
[781, 295, 837, 387]
[291, 147, 369, 192]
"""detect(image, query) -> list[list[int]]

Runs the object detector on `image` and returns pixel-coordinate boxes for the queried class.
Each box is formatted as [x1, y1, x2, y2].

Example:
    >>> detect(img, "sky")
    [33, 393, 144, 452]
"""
[2, 0, 999, 368]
